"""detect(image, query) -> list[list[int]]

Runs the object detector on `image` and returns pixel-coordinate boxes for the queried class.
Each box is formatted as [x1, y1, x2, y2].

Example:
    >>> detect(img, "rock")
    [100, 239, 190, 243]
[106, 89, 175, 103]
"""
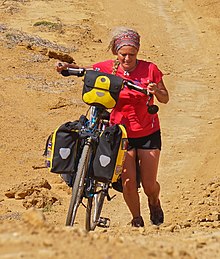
[22, 207, 46, 227]
[15, 189, 35, 199]
[4, 190, 15, 198]
[4, 178, 59, 210]
[47, 50, 74, 63]
[22, 188, 59, 209]
[5, 178, 51, 199]
[183, 222, 191, 228]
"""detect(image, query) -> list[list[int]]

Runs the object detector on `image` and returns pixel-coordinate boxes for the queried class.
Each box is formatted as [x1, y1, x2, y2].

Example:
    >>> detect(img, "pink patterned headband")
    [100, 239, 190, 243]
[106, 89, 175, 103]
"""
[114, 31, 140, 54]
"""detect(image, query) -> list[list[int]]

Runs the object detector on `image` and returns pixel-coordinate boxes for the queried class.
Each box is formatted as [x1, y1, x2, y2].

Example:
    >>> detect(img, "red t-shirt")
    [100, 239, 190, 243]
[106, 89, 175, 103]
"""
[93, 60, 163, 138]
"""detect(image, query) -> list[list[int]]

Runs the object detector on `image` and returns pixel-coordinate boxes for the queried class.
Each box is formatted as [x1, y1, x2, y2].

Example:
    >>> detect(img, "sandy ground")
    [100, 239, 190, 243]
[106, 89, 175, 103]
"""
[0, 0, 220, 258]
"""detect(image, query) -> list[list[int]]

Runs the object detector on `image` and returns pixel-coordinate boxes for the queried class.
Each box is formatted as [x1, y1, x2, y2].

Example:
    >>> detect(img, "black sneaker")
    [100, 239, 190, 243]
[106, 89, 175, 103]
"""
[148, 199, 164, 226]
[131, 216, 145, 227]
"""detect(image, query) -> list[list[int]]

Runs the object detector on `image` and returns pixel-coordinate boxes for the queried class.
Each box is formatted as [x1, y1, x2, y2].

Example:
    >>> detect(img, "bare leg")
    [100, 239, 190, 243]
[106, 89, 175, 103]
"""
[138, 149, 160, 205]
[121, 149, 140, 218]
[138, 149, 164, 225]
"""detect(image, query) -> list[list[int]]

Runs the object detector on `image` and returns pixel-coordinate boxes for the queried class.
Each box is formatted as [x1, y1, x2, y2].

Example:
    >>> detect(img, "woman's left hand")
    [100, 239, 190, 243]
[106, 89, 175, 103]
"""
[147, 81, 158, 95]
[146, 80, 169, 104]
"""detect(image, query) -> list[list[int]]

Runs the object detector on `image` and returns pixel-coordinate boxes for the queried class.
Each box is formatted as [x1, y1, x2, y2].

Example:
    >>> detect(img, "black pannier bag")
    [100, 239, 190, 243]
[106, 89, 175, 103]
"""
[44, 116, 86, 174]
[93, 124, 128, 183]
[82, 70, 124, 109]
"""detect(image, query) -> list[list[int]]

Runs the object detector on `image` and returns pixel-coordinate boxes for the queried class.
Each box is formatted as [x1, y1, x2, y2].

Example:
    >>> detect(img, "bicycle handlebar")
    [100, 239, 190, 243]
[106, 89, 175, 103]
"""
[61, 67, 150, 96]
[61, 67, 86, 77]
[60, 67, 159, 114]
[123, 80, 150, 95]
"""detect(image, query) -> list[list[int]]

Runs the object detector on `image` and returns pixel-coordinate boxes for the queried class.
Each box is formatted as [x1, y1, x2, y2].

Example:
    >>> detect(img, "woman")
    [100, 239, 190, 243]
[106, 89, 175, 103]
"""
[57, 27, 169, 227]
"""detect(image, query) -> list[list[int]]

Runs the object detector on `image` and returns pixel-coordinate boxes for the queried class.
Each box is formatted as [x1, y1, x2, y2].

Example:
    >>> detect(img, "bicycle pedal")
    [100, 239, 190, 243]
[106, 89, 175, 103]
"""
[97, 217, 110, 228]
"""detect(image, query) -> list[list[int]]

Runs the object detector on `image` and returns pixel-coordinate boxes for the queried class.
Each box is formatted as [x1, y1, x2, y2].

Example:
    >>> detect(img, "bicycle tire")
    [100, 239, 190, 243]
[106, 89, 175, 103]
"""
[66, 143, 91, 226]
[86, 182, 105, 231]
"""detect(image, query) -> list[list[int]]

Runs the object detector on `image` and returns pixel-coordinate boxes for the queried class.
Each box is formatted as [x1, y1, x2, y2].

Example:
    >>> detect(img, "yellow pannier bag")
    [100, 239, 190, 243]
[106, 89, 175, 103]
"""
[93, 124, 128, 184]
[44, 120, 82, 174]
[82, 70, 124, 109]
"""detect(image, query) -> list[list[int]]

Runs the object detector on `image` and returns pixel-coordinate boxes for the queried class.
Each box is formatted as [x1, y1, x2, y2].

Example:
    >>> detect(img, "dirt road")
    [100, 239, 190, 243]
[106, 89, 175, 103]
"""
[0, 0, 220, 258]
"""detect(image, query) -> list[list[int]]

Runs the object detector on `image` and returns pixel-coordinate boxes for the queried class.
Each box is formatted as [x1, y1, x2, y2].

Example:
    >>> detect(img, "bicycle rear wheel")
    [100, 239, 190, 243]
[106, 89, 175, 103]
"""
[66, 143, 91, 226]
[86, 182, 106, 231]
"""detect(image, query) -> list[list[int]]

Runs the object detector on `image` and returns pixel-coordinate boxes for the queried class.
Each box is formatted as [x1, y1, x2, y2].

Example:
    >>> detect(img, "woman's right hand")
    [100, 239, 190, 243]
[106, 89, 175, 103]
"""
[56, 62, 79, 73]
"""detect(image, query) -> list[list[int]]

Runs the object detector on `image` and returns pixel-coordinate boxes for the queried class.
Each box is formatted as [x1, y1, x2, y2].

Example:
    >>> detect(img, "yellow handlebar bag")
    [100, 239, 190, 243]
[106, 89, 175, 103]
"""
[82, 70, 124, 109]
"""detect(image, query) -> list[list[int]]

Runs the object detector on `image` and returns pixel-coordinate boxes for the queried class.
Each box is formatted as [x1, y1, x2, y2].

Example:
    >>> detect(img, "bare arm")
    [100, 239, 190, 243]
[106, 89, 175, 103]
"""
[56, 62, 92, 73]
[147, 79, 169, 104]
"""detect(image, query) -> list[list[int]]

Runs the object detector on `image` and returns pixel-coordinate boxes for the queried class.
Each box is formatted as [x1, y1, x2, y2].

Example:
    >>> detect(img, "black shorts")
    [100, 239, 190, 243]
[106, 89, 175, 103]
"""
[127, 130, 161, 151]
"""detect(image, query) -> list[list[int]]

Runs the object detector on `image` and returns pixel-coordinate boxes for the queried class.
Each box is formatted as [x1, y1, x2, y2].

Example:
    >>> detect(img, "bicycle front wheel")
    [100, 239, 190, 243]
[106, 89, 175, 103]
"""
[66, 143, 91, 226]
[86, 182, 106, 231]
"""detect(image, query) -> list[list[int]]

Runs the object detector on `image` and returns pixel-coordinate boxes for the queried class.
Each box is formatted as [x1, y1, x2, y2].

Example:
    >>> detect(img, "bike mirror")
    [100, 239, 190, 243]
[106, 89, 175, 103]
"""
[148, 105, 159, 114]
